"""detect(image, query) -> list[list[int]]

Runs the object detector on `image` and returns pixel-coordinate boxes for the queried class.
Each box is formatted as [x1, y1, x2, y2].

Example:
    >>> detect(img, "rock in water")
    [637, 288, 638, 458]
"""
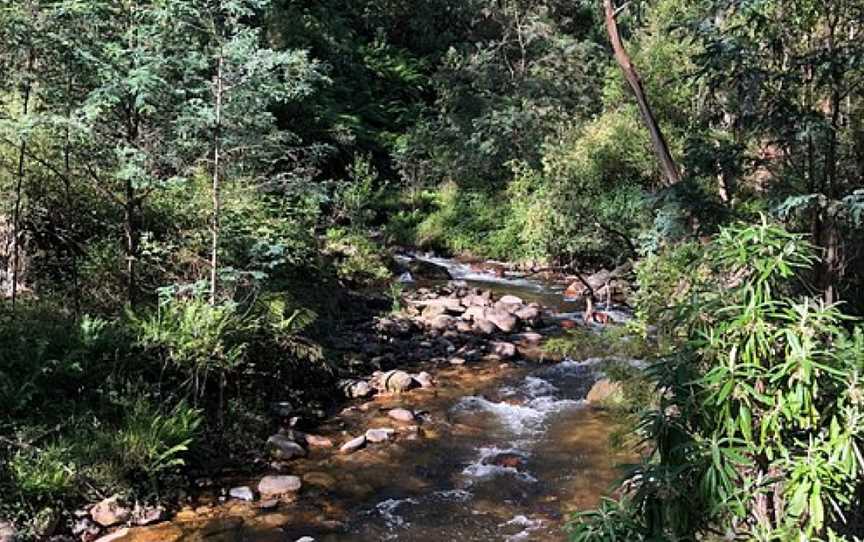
[388, 408, 415, 422]
[365, 428, 395, 443]
[91, 495, 130, 527]
[340, 435, 366, 454]
[407, 259, 452, 280]
[258, 475, 302, 498]
[229, 486, 255, 502]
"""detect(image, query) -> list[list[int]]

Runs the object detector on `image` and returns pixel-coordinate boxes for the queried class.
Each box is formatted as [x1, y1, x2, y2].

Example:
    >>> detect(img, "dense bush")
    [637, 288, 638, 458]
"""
[571, 221, 864, 540]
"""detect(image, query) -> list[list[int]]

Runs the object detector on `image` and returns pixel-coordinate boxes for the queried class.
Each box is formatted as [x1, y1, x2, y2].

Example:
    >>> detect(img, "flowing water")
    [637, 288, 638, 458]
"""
[122, 257, 634, 542]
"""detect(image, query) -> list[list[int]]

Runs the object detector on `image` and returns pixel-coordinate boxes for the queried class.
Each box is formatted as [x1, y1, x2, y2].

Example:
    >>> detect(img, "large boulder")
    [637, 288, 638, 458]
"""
[486, 308, 518, 333]
[498, 295, 524, 306]
[258, 475, 302, 498]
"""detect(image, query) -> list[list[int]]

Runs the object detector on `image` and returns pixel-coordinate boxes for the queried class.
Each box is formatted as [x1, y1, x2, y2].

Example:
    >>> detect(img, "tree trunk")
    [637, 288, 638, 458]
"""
[210, 52, 224, 306]
[11, 52, 35, 308]
[603, 0, 681, 186]
[124, 180, 138, 305]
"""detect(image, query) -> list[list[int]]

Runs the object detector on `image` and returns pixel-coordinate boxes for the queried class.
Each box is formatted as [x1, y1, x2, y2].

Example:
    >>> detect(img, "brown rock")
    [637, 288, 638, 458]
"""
[305, 434, 334, 448]
[388, 408, 415, 423]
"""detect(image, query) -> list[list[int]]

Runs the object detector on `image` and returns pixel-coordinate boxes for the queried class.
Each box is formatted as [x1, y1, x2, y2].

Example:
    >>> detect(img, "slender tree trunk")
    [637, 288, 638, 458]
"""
[210, 52, 224, 306]
[11, 52, 35, 308]
[65, 76, 81, 316]
[123, 177, 141, 306]
[603, 0, 681, 186]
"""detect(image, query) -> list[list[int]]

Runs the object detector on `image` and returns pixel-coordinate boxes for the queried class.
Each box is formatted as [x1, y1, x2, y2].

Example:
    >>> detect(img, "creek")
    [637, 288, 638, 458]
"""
[120, 256, 634, 542]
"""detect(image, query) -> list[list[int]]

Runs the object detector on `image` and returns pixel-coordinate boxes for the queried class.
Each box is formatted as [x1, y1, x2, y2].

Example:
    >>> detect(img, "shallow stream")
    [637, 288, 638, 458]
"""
[121, 258, 633, 542]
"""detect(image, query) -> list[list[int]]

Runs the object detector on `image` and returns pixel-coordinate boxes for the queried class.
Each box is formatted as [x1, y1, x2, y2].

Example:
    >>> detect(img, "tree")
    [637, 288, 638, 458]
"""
[171, 0, 324, 303]
[602, 0, 681, 187]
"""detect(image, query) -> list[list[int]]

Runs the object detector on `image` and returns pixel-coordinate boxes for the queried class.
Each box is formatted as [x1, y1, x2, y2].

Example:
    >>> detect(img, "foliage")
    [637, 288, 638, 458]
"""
[571, 220, 864, 540]
[324, 227, 392, 286]
[542, 326, 653, 362]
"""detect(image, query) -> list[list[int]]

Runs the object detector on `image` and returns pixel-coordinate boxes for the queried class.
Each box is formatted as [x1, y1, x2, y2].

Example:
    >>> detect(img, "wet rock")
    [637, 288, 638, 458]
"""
[229, 486, 255, 502]
[383, 370, 416, 393]
[560, 319, 578, 330]
[406, 259, 452, 280]
[449, 357, 466, 366]
[131, 504, 164, 526]
[490, 341, 517, 359]
[258, 500, 279, 510]
[365, 428, 395, 443]
[296, 537, 316, 542]
[267, 433, 307, 460]
[473, 318, 497, 335]
[258, 475, 302, 498]
[486, 309, 518, 333]
[338, 379, 374, 399]
[414, 372, 434, 388]
[388, 408, 415, 423]
[91, 496, 130, 527]
[482, 452, 527, 471]
[94, 528, 129, 542]
[564, 269, 612, 298]
[586, 378, 623, 405]
[340, 435, 366, 454]
[305, 434, 334, 448]
[302, 472, 337, 490]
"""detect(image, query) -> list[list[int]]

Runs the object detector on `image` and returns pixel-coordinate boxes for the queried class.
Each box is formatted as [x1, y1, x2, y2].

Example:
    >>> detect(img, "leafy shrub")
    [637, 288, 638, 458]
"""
[324, 227, 391, 286]
[571, 220, 864, 540]
[129, 297, 249, 400]
[8, 443, 78, 500]
[107, 398, 202, 478]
